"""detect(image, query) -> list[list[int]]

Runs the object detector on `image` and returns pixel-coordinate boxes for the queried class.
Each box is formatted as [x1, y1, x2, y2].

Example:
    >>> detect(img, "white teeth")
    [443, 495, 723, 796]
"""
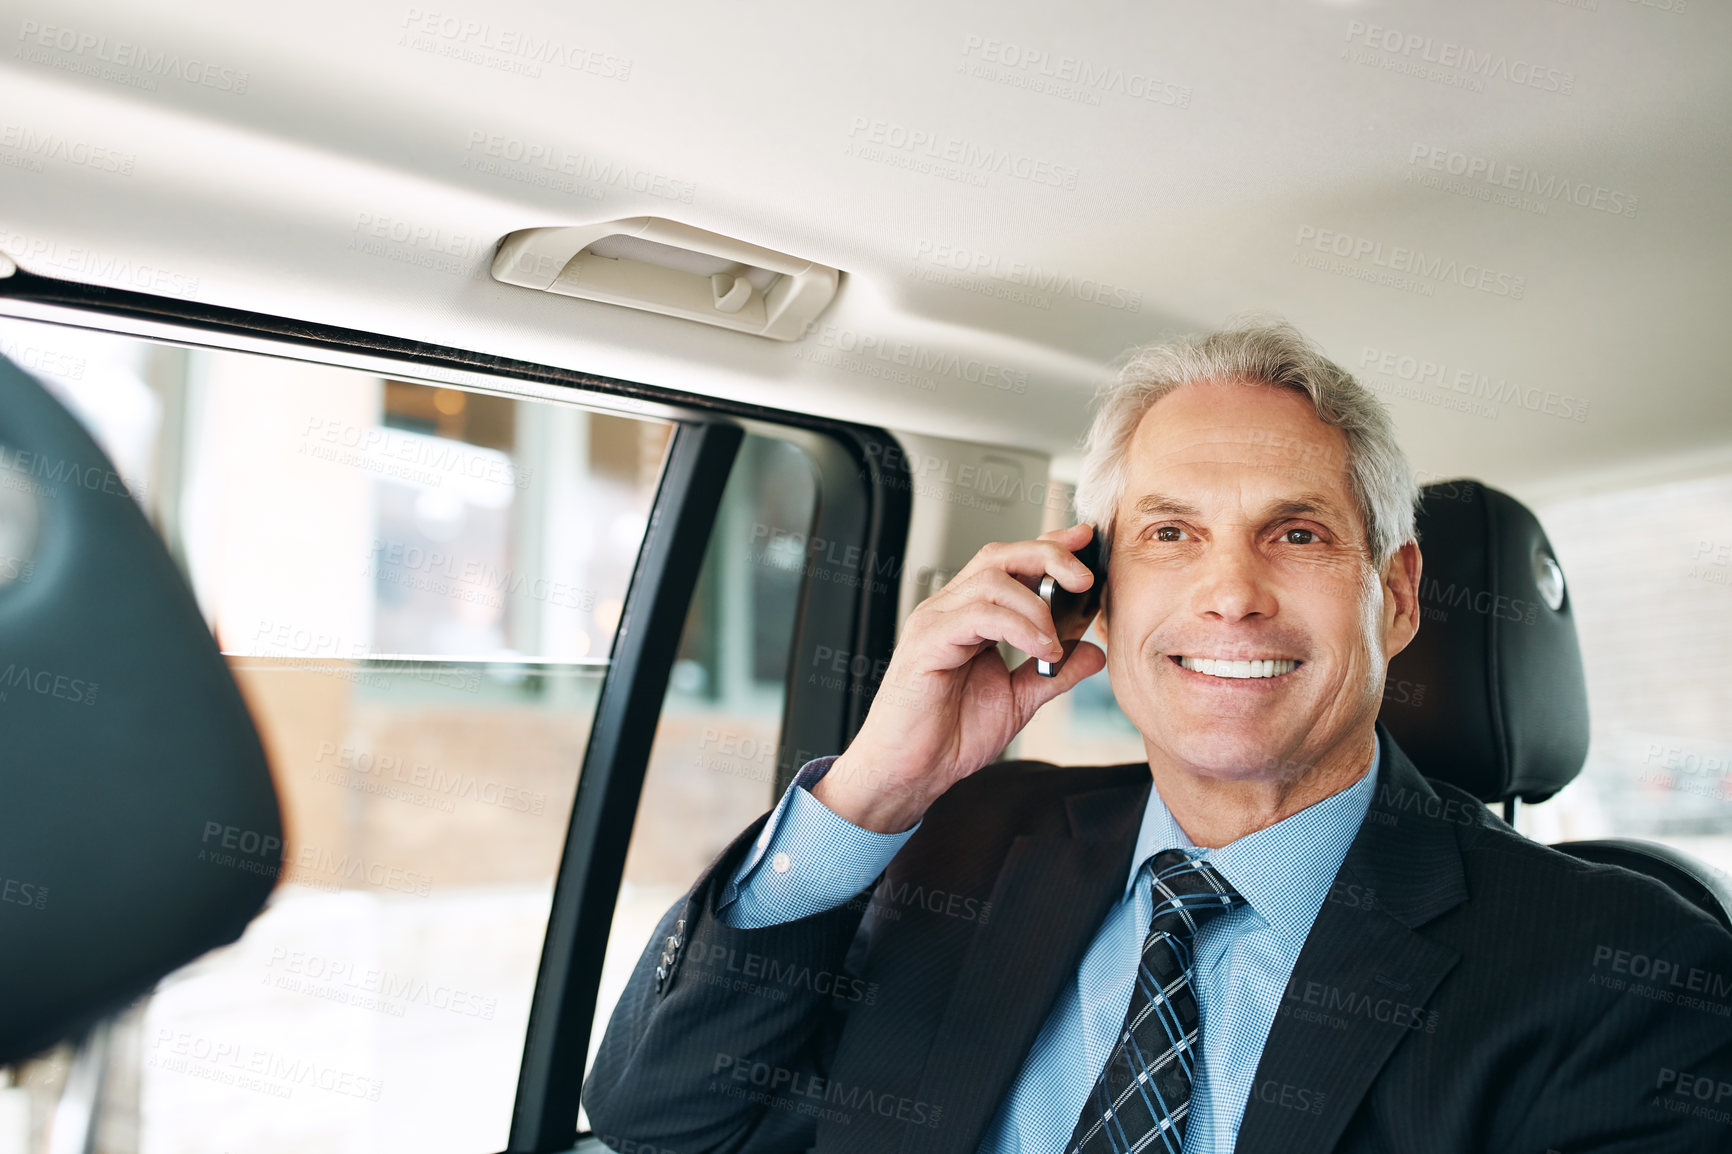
[1178, 656, 1298, 679]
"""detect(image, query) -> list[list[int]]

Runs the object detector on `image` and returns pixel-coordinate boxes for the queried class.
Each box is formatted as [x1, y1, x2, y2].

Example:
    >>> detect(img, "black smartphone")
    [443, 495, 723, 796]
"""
[1036, 535, 1107, 677]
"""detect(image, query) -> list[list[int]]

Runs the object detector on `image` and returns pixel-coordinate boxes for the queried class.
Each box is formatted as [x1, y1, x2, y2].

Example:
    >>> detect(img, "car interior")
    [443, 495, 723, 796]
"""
[1, 2, 1728, 1152]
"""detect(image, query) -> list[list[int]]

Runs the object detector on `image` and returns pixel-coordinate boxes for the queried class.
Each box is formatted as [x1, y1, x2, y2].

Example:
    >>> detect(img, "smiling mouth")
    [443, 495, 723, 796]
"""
[1170, 655, 1302, 680]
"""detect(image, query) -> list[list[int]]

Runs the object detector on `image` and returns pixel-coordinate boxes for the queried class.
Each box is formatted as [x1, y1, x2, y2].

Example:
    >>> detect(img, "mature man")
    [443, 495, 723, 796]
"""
[585, 320, 1732, 1153]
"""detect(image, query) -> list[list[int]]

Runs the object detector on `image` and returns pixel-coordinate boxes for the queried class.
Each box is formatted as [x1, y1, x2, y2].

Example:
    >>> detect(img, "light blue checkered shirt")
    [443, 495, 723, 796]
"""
[717, 736, 1379, 1154]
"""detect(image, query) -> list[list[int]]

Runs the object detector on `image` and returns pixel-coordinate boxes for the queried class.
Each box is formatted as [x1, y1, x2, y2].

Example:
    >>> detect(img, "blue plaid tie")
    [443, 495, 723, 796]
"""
[1066, 848, 1244, 1154]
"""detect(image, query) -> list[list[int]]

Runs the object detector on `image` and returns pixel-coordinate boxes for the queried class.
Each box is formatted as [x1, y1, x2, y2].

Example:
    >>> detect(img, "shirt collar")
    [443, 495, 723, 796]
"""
[1123, 731, 1380, 945]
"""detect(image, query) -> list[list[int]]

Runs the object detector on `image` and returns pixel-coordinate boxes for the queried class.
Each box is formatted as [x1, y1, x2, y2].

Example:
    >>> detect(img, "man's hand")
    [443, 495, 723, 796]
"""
[812, 522, 1108, 833]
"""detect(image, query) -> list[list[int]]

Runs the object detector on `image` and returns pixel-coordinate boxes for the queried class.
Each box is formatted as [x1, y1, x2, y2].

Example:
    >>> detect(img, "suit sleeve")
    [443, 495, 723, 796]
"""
[718, 757, 919, 929]
[1509, 917, 1732, 1154]
[583, 759, 913, 1154]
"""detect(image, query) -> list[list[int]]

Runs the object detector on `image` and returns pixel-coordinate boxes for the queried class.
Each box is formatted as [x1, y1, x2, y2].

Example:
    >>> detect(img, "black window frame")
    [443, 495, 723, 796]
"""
[0, 267, 913, 1154]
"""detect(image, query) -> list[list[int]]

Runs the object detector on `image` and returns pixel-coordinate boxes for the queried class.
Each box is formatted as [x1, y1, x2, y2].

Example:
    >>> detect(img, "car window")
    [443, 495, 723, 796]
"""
[1526, 477, 1732, 873]
[0, 317, 670, 1154]
[579, 432, 819, 1131]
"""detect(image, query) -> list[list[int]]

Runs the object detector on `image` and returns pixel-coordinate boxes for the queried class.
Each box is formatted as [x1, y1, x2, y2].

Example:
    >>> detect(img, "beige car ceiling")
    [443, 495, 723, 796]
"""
[1, 0, 1728, 505]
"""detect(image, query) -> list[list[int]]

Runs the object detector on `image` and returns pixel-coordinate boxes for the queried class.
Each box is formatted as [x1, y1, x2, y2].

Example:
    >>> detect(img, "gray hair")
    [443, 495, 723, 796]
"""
[1073, 317, 1418, 567]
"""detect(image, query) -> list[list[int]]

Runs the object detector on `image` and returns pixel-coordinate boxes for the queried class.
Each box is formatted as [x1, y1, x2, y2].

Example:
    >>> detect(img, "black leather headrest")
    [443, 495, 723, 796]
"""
[0, 353, 281, 1063]
[1380, 479, 1589, 804]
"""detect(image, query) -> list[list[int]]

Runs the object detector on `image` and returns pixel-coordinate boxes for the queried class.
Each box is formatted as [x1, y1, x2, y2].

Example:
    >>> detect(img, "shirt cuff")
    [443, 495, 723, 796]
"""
[716, 755, 921, 929]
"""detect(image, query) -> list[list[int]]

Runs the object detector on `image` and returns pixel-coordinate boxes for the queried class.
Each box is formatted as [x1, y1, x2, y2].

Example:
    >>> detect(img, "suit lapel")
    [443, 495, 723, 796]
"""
[897, 778, 1148, 1154]
[1233, 729, 1468, 1154]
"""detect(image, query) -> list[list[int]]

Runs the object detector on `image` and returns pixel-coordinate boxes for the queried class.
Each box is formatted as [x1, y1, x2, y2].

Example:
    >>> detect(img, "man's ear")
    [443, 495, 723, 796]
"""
[1382, 540, 1423, 660]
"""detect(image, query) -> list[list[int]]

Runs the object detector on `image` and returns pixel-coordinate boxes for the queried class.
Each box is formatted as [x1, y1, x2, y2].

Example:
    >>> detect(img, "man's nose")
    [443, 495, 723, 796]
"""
[1190, 539, 1277, 621]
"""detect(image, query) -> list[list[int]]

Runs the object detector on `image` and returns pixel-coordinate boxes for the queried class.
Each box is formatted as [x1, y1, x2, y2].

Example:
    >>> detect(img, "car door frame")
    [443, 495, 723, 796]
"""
[0, 268, 915, 1154]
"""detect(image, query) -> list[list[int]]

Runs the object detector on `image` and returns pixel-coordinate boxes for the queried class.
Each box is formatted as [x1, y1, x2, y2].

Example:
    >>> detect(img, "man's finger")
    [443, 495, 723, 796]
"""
[1010, 639, 1107, 716]
[948, 534, 1098, 594]
[935, 566, 1057, 628]
[925, 601, 1061, 667]
[1036, 522, 1095, 544]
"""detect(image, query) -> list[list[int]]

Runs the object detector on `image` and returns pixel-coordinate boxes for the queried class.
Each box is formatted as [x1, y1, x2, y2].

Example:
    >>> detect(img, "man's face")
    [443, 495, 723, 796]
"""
[1099, 378, 1419, 785]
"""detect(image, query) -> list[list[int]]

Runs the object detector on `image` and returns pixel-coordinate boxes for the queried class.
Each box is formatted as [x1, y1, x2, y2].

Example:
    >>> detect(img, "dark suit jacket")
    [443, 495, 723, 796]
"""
[584, 726, 1732, 1153]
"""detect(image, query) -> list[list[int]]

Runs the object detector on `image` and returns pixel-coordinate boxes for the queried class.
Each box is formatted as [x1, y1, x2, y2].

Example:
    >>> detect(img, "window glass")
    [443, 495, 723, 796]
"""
[0, 318, 671, 1154]
[1522, 476, 1732, 873]
[580, 434, 819, 1136]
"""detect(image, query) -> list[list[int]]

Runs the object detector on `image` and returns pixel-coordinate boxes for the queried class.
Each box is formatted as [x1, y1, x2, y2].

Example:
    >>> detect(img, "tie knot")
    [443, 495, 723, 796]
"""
[1145, 848, 1243, 938]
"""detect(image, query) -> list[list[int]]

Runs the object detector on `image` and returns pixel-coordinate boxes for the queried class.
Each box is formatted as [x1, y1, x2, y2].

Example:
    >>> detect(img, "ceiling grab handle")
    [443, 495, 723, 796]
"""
[490, 218, 839, 341]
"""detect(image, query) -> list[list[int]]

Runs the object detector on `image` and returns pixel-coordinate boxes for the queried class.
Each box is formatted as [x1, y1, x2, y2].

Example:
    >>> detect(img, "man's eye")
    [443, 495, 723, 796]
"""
[1283, 528, 1317, 545]
[1155, 526, 1184, 542]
